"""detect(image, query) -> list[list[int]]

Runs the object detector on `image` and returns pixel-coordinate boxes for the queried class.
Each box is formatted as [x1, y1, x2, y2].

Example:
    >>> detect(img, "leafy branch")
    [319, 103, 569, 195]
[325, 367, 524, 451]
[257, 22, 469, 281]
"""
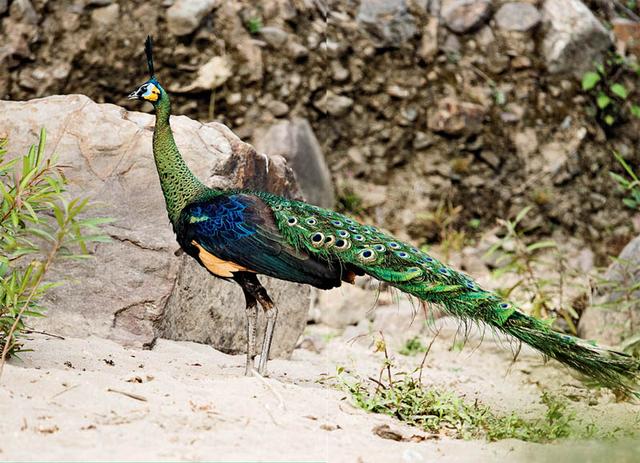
[0, 129, 111, 377]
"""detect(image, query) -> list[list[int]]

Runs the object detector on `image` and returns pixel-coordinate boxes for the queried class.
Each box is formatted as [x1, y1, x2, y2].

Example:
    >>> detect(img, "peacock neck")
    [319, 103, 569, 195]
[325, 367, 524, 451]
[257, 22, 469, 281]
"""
[152, 89, 206, 224]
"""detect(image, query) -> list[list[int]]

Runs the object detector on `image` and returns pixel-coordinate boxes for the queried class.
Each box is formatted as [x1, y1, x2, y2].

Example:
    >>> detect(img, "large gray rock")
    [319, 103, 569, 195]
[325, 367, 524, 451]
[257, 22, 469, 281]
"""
[542, 0, 612, 77]
[166, 0, 219, 36]
[579, 236, 640, 346]
[253, 118, 335, 208]
[494, 2, 541, 32]
[0, 95, 309, 358]
[356, 0, 417, 48]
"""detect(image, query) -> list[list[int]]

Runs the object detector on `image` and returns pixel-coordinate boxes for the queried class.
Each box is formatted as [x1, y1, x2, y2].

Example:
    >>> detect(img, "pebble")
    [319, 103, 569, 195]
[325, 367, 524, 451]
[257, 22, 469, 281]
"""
[441, 0, 492, 34]
[166, 0, 218, 37]
[260, 26, 288, 48]
[269, 100, 290, 117]
[314, 91, 354, 117]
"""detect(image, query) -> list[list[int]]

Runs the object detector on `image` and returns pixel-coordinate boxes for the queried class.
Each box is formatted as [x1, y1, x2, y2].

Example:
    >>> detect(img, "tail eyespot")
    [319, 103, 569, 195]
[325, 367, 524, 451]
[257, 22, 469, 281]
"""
[324, 235, 336, 248]
[388, 242, 401, 249]
[353, 234, 365, 242]
[310, 232, 324, 248]
[305, 217, 318, 225]
[334, 238, 351, 250]
[395, 251, 409, 259]
[373, 244, 386, 252]
[331, 220, 343, 226]
[357, 248, 377, 263]
[337, 230, 349, 238]
[287, 217, 298, 226]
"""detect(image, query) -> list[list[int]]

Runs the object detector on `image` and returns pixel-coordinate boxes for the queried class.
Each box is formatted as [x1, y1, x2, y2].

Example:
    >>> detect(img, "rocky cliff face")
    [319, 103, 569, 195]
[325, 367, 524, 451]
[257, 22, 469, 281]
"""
[0, 95, 309, 356]
[1, 0, 639, 259]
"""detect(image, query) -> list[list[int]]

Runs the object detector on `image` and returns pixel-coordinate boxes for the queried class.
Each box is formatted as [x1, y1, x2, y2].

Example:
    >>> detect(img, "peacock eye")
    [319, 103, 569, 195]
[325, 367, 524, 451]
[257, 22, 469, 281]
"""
[500, 303, 510, 309]
[353, 234, 365, 241]
[331, 220, 343, 226]
[310, 232, 324, 247]
[388, 242, 400, 249]
[395, 251, 409, 258]
[334, 238, 351, 250]
[287, 217, 298, 225]
[324, 235, 335, 247]
[438, 268, 449, 275]
[373, 244, 385, 252]
[357, 248, 377, 263]
[337, 230, 349, 238]
[306, 217, 317, 225]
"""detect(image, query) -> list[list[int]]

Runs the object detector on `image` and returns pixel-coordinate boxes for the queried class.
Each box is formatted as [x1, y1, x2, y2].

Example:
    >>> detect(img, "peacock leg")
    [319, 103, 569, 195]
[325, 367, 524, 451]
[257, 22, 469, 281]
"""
[256, 291, 278, 376]
[235, 273, 278, 376]
[241, 286, 258, 375]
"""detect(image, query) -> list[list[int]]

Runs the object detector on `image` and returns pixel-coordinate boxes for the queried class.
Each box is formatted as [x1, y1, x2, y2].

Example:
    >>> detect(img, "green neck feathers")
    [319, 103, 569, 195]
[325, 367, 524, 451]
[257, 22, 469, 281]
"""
[152, 85, 206, 224]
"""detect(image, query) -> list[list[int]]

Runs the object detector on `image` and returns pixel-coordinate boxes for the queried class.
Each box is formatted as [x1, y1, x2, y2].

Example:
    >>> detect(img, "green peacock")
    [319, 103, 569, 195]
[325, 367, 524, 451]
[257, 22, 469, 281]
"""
[128, 36, 640, 396]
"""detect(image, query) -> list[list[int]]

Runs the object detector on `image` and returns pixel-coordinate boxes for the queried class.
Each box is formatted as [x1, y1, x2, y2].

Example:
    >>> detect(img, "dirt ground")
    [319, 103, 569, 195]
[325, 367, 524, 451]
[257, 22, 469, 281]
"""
[1, 315, 639, 463]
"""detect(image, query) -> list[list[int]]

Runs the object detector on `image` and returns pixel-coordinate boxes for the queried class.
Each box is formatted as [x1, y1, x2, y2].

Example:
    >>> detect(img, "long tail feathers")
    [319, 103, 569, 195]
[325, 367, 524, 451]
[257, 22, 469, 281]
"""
[422, 285, 640, 397]
[265, 195, 640, 397]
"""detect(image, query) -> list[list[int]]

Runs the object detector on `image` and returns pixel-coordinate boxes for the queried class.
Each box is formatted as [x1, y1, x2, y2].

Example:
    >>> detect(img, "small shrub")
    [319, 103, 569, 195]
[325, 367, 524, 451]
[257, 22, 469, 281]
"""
[0, 129, 110, 366]
[485, 207, 580, 332]
[581, 53, 640, 129]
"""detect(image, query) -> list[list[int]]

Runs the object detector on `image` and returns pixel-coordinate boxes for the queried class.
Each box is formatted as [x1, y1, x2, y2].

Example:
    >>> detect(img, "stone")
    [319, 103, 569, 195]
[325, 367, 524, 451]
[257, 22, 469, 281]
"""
[9, 0, 38, 25]
[309, 285, 376, 328]
[259, 26, 288, 48]
[356, 0, 417, 48]
[166, 0, 218, 36]
[91, 3, 120, 28]
[427, 97, 486, 136]
[0, 95, 309, 358]
[253, 118, 335, 208]
[612, 18, 640, 57]
[418, 17, 439, 62]
[494, 2, 541, 32]
[579, 235, 640, 346]
[268, 100, 289, 117]
[441, 0, 492, 34]
[541, 0, 611, 77]
[169, 56, 231, 93]
[313, 91, 354, 117]
[287, 41, 309, 59]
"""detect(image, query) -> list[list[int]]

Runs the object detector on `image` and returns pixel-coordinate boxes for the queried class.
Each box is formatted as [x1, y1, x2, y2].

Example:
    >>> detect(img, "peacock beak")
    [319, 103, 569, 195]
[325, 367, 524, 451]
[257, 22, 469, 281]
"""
[128, 90, 141, 100]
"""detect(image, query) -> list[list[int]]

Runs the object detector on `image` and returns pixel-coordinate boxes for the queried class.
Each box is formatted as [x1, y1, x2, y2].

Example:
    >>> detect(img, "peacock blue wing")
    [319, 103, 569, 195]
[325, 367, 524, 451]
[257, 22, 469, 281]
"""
[178, 193, 345, 289]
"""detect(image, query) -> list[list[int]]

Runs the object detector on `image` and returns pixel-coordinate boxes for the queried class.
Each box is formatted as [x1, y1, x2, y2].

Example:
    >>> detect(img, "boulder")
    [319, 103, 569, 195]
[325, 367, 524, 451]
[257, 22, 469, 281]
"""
[579, 235, 640, 347]
[441, 0, 492, 34]
[0, 95, 310, 358]
[356, 0, 417, 48]
[253, 118, 335, 208]
[166, 0, 219, 37]
[541, 0, 612, 77]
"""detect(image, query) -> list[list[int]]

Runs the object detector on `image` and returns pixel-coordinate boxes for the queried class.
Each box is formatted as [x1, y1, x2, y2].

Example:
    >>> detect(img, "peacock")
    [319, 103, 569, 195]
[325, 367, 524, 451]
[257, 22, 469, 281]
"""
[128, 36, 640, 396]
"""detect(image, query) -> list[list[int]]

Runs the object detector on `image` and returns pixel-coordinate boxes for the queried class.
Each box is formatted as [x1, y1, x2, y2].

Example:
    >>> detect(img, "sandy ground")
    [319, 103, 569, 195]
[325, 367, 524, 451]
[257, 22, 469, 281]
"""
[1, 314, 639, 463]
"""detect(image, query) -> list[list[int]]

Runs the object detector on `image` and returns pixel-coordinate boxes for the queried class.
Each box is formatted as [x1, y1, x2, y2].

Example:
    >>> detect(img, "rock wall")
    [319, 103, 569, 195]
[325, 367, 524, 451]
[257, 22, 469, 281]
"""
[2, 0, 639, 260]
[0, 95, 309, 357]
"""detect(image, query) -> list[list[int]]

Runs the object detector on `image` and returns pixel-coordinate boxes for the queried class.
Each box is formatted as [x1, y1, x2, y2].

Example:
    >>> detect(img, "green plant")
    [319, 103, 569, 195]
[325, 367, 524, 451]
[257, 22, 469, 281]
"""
[0, 130, 110, 370]
[610, 151, 640, 210]
[581, 53, 640, 128]
[246, 17, 263, 34]
[399, 336, 428, 356]
[336, 186, 364, 216]
[415, 200, 468, 260]
[485, 207, 580, 332]
[339, 364, 596, 442]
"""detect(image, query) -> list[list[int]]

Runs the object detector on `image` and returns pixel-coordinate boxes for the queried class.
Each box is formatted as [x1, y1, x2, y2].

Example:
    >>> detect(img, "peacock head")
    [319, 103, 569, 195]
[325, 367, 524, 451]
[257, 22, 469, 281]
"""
[128, 35, 163, 106]
[128, 78, 162, 104]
